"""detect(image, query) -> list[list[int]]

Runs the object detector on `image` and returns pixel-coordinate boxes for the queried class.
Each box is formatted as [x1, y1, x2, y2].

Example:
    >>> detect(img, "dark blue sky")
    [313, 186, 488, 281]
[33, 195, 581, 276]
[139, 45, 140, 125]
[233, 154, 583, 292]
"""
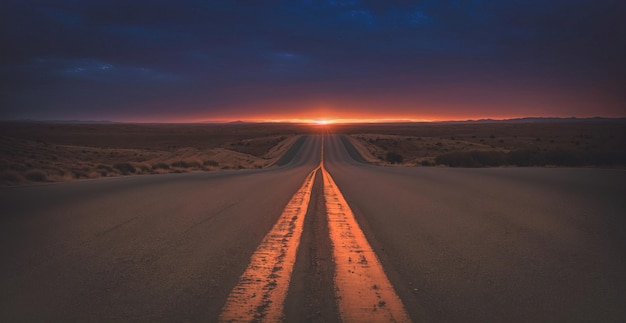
[1, 0, 624, 121]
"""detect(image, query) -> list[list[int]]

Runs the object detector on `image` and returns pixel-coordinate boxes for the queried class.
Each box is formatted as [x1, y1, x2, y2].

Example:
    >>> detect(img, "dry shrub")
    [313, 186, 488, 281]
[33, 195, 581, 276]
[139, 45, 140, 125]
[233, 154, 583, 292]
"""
[170, 161, 191, 168]
[1, 170, 23, 184]
[171, 161, 200, 168]
[135, 163, 151, 173]
[385, 152, 404, 164]
[96, 164, 114, 172]
[24, 170, 48, 182]
[436, 151, 506, 167]
[435, 149, 626, 167]
[72, 170, 88, 179]
[152, 163, 170, 170]
[113, 163, 136, 174]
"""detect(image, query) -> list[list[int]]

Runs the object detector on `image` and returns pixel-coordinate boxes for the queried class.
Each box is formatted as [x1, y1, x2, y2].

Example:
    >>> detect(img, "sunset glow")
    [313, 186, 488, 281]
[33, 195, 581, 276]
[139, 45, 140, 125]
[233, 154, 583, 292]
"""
[179, 112, 585, 125]
[2, 1, 623, 122]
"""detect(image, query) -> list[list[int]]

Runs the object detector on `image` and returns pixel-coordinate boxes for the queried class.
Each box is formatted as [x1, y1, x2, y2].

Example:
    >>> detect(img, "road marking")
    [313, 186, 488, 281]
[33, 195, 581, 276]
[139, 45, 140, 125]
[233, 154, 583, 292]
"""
[322, 163, 412, 322]
[218, 167, 319, 322]
[220, 135, 411, 322]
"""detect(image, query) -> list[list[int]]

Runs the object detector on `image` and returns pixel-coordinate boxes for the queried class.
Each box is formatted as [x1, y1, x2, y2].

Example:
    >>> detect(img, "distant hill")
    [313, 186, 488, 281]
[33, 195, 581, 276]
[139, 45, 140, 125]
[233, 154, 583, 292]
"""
[441, 117, 626, 124]
[2, 117, 625, 125]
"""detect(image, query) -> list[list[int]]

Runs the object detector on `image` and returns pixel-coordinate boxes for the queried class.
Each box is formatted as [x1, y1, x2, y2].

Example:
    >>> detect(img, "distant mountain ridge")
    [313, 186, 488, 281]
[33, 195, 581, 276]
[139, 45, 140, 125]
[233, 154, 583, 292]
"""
[332, 117, 626, 126]
[443, 117, 626, 124]
[2, 117, 625, 124]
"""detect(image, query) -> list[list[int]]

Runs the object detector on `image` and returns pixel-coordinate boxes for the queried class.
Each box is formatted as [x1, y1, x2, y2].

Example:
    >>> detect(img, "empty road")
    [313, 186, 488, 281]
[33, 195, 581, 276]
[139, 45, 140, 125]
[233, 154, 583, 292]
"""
[1, 133, 625, 322]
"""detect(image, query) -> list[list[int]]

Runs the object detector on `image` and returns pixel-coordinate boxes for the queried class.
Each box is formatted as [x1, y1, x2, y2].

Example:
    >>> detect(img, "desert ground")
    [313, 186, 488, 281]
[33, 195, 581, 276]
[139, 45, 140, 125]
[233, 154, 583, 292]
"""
[339, 121, 626, 167]
[2, 120, 625, 185]
[0, 122, 321, 185]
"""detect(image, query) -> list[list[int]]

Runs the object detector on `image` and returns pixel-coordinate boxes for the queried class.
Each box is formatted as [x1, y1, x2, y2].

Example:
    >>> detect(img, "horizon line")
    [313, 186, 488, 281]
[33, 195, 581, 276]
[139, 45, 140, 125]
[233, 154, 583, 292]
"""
[2, 116, 626, 125]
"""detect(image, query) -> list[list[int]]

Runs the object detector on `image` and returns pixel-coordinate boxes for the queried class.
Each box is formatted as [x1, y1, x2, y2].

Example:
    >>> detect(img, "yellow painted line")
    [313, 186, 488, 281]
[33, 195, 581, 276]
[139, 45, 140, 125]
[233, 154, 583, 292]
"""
[322, 163, 412, 322]
[220, 134, 410, 322]
[218, 166, 319, 322]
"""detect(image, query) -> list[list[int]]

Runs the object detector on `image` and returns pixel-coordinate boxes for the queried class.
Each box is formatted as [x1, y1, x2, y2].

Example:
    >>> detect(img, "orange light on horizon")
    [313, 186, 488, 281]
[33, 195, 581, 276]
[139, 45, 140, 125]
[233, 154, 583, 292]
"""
[103, 93, 626, 123]
[256, 116, 438, 124]
[167, 107, 578, 124]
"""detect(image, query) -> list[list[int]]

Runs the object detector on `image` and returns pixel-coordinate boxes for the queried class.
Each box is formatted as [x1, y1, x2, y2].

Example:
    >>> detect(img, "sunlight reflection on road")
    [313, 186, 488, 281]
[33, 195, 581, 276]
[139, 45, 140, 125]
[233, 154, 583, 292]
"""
[219, 134, 410, 322]
[218, 167, 319, 322]
[323, 162, 411, 322]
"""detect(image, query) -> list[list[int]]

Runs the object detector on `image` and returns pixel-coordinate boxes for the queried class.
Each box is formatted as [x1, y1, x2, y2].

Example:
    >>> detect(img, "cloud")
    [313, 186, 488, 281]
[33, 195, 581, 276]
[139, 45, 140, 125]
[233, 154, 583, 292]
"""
[329, 0, 358, 6]
[13, 57, 182, 85]
[349, 9, 375, 26]
[265, 52, 310, 75]
[408, 10, 433, 25]
[36, 5, 83, 27]
[0, 0, 624, 120]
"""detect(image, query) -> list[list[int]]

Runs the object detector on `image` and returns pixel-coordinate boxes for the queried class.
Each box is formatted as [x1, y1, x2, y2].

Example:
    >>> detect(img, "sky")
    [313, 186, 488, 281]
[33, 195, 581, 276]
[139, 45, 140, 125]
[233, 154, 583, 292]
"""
[1, 0, 625, 122]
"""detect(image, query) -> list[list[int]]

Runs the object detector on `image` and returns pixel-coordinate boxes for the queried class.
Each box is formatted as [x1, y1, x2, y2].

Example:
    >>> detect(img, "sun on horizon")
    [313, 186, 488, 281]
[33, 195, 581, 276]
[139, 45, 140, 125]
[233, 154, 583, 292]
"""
[313, 119, 331, 125]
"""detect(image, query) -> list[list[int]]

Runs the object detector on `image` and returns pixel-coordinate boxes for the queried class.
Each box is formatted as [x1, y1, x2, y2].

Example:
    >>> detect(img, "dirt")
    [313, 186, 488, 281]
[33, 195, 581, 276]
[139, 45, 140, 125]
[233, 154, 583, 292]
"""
[3, 121, 624, 185]
[0, 123, 320, 185]
[338, 122, 626, 167]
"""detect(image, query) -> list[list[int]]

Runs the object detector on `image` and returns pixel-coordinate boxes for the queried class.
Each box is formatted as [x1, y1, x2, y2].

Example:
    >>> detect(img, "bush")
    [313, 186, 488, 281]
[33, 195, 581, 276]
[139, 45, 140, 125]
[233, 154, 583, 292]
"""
[507, 149, 581, 167]
[544, 150, 580, 166]
[24, 170, 48, 182]
[435, 149, 626, 167]
[73, 171, 87, 179]
[113, 163, 136, 174]
[203, 160, 219, 167]
[171, 161, 201, 168]
[1, 170, 22, 184]
[385, 152, 404, 164]
[96, 164, 113, 172]
[436, 151, 506, 167]
[584, 151, 626, 166]
[507, 149, 539, 166]
[152, 163, 170, 170]
[170, 161, 191, 168]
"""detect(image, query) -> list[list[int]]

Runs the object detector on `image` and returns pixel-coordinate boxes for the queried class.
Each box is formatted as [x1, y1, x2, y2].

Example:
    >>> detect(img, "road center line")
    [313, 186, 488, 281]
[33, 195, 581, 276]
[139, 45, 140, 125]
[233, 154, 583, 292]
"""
[220, 135, 410, 322]
[322, 162, 412, 322]
[218, 167, 319, 322]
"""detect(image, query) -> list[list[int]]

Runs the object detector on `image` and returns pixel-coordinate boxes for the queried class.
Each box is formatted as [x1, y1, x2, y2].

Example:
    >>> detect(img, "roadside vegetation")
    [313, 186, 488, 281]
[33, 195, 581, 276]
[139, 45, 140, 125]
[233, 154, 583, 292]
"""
[0, 123, 316, 185]
[345, 122, 626, 168]
[435, 149, 626, 167]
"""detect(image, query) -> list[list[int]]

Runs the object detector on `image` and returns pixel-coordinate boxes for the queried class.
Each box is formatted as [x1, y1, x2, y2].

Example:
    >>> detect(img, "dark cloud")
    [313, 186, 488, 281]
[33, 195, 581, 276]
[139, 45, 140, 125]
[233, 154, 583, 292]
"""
[1, 0, 624, 121]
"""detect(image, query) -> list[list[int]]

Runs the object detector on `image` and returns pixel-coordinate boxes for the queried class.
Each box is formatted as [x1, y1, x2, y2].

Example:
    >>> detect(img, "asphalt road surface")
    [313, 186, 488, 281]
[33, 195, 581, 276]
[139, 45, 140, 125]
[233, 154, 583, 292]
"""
[323, 135, 626, 322]
[1, 134, 625, 322]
